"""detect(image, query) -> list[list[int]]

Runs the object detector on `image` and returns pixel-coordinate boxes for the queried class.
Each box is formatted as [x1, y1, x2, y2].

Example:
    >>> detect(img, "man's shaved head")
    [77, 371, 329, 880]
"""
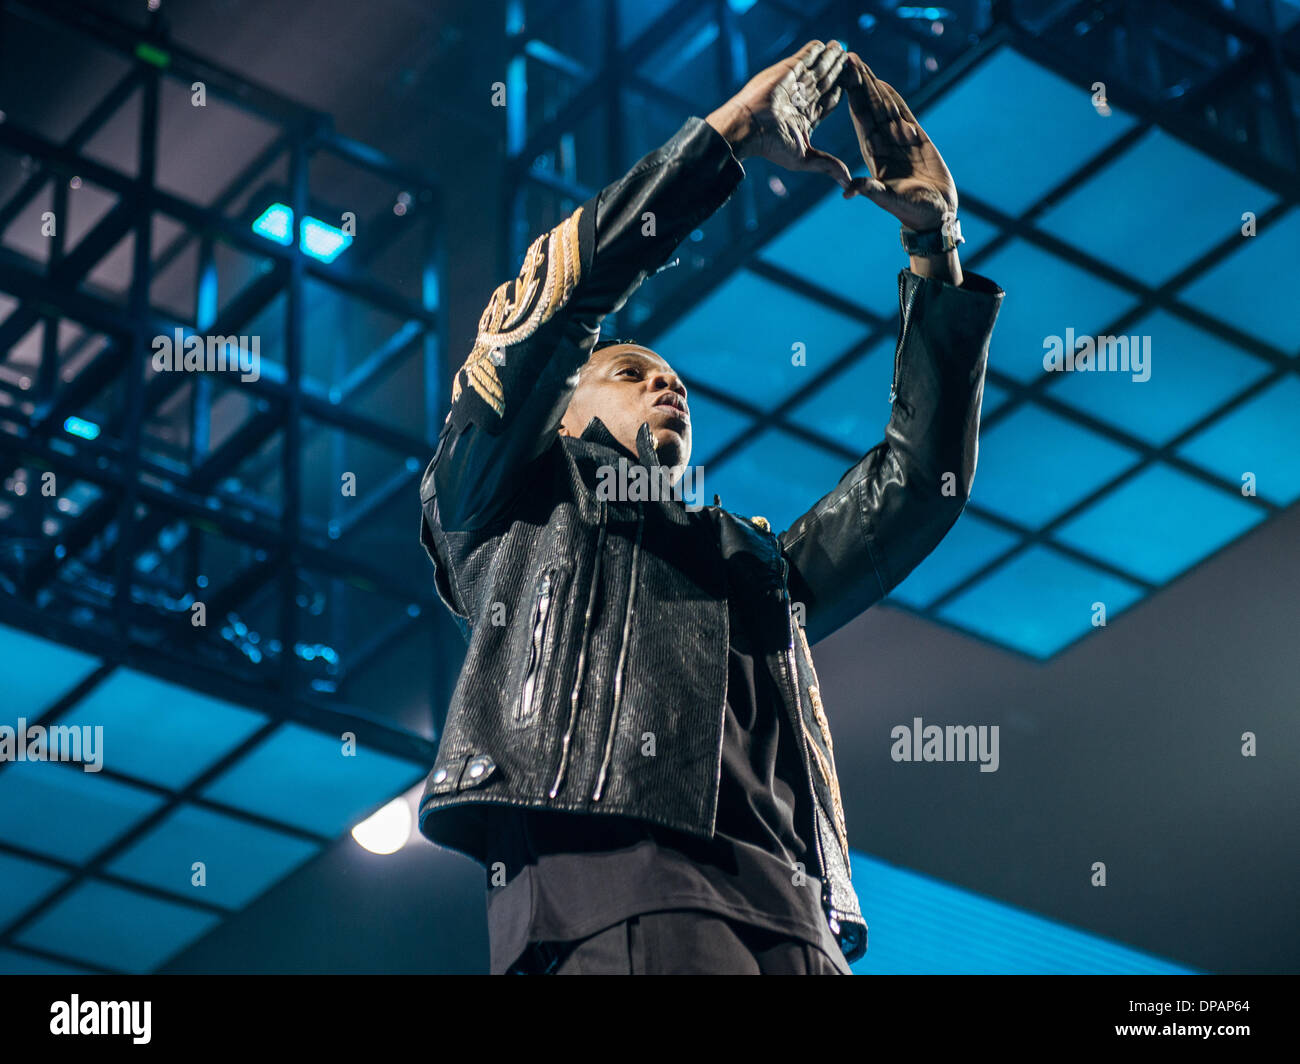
[559, 340, 691, 475]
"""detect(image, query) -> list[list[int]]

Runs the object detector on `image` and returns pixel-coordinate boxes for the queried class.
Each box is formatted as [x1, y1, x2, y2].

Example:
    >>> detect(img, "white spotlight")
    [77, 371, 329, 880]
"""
[351, 796, 413, 855]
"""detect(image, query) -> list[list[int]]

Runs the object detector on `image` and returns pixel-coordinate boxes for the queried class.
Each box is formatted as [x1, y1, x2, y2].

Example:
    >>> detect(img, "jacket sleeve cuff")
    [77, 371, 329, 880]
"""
[651, 115, 747, 216]
[574, 115, 747, 313]
[901, 265, 1004, 299]
[896, 266, 1005, 364]
[692, 114, 748, 175]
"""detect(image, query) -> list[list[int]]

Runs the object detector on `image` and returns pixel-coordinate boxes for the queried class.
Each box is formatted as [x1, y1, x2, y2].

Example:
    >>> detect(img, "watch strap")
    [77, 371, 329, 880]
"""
[900, 213, 964, 255]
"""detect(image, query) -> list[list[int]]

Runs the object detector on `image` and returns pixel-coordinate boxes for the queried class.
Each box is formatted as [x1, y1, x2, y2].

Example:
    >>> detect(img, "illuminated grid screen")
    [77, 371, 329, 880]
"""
[0, 624, 425, 974]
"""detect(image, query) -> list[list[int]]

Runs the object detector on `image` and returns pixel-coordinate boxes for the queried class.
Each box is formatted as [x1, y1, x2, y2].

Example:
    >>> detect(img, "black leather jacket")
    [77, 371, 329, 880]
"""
[416, 115, 1004, 964]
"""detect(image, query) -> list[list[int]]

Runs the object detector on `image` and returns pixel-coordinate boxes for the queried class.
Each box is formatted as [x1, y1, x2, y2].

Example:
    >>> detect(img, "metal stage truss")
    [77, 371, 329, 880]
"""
[0, 0, 455, 753]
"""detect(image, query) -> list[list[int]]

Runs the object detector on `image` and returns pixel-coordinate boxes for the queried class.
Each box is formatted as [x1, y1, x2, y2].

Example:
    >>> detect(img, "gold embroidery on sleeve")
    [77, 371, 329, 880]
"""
[796, 622, 850, 864]
[451, 206, 585, 417]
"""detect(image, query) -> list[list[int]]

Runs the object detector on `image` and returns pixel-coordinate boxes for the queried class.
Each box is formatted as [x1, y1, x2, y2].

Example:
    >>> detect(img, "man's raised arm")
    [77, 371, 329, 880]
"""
[424, 120, 742, 535]
[423, 40, 855, 536]
[782, 266, 1003, 645]
[780, 53, 1005, 645]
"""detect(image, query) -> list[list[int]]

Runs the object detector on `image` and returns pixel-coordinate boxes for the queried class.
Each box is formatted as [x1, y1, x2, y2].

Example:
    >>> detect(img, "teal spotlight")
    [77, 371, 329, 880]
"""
[252, 203, 293, 246]
[252, 204, 352, 263]
[63, 416, 100, 441]
[299, 216, 352, 263]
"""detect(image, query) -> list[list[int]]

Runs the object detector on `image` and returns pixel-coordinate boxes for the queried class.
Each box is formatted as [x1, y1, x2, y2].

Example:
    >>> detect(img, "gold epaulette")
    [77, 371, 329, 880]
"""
[450, 205, 584, 417]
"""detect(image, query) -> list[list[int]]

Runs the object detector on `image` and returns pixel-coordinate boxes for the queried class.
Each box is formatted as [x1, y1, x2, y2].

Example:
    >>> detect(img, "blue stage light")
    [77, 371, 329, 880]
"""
[251, 202, 293, 246]
[253, 204, 352, 262]
[299, 215, 352, 263]
[62, 416, 100, 441]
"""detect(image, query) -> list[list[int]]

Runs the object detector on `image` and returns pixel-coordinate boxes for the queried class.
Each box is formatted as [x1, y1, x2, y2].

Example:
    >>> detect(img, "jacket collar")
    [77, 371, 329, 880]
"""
[578, 416, 662, 469]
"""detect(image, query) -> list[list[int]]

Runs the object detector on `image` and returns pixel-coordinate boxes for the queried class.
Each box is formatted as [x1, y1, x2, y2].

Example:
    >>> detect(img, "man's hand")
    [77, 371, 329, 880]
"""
[705, 40, 853, 191]
[840, 52, 958, 231]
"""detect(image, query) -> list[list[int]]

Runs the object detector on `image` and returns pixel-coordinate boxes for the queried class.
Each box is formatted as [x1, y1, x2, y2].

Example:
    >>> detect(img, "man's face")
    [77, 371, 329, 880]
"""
[560, 343, 691, 474]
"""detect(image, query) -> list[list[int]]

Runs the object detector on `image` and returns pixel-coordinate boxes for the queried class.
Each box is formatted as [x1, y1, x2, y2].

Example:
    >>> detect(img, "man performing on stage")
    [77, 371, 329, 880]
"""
[417, 40, 1003, 974]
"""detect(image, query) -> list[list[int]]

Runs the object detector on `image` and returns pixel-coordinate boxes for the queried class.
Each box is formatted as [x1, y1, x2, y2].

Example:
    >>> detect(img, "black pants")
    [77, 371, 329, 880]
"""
[507, 910, 845, 975]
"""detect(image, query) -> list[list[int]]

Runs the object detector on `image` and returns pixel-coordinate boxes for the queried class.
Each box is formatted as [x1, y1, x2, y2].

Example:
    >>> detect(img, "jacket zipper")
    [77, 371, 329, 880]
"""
[549, 499, 606, 800]
[779, 557, 852, 939]
[517, 568, 555, 723]
[591, 505, 644, 802]
[890, 270, 917, 404]
[776, 552, 830, 905]
[796, 621, 850, 865]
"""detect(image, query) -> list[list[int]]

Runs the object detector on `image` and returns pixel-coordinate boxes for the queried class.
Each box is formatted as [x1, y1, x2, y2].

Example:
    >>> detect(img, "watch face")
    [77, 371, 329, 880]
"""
[902, 217, 963, 254]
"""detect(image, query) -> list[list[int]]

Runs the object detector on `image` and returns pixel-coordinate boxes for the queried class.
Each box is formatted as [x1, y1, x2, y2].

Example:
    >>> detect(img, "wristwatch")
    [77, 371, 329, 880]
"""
[900, 212, 964, 255]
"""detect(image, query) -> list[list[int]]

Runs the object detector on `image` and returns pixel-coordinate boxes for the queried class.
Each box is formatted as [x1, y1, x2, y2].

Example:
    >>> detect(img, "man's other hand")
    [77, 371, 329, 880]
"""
[705, 39, 853, 190]
[839, 51, 958, 232]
